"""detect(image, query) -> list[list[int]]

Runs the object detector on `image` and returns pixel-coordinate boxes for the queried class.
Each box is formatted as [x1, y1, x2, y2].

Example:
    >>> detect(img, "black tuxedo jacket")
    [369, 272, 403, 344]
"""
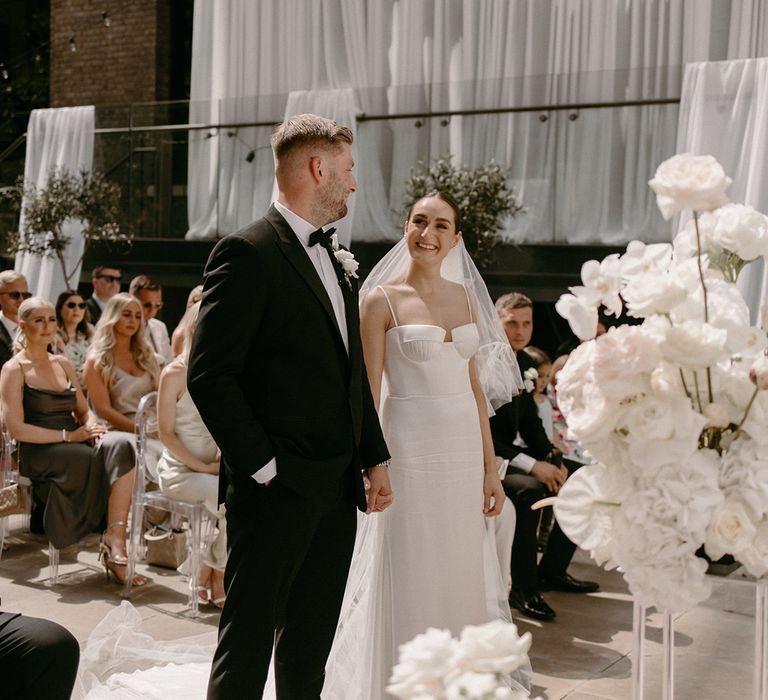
[490, 350, 552, 468]
[86, 297, 101, 326]
[187, 206, 389, 511]
[0, 321, 14, 368]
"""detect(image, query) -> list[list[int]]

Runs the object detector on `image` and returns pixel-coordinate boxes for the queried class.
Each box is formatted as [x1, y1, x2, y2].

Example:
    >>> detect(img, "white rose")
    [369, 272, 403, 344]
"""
[710, 203, 768, 261]
[334, 248, 359, 278]
[703, 402, 733, 428]
[750, 355, 768, 390]
[458, 620, 532, 675]
[661, 320, 729, 369]
[387, 627, 459, 699]
[648, 153, 731, 220]
[738, 520, 768, 579]
[671, 277, 759, 356]
[619, 391, 706, 471]
[705, 498, 757, 560]
[620, 243, 690, 317]
[719, 437, 768, 520]
[673, 212, 722, 260]
[589, 325, 660, 398]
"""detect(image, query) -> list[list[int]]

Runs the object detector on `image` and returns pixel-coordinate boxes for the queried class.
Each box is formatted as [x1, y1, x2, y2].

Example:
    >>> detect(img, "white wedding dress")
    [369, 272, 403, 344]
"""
[75, 306, 530, 699]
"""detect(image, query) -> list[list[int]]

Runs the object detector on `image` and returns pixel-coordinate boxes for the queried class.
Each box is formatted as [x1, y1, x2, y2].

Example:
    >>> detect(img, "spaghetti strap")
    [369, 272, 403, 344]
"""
[462, 285, 473, 323]
[377, 286, 399, 327]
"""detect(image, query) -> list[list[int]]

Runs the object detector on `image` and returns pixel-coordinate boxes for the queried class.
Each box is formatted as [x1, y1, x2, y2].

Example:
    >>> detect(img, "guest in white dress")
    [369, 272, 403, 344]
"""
[84, 292, 161, 586]
[54, 290, 94, 386]
[156, 301, 227, 607]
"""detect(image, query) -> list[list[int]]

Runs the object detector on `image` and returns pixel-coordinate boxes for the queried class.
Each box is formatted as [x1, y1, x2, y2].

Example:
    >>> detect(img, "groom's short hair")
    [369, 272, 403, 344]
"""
[271, 113, 353, 164]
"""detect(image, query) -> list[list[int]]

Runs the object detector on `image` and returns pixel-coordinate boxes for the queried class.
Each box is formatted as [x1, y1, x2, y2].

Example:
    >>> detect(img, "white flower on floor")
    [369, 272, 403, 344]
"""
[388, 621, 531, 700]
[458, 620, 532, 675]
[648, 153, 731, 219]
[387, 628, 460, 699]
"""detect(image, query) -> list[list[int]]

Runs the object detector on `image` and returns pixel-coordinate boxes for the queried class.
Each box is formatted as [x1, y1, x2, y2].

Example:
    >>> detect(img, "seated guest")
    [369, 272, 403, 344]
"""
[54, 289, 94, 385]
[0, 297, 108, 549]
[157, 301, 226, 607]
[523, 346, 569, 455]
[0, 270, 31, 367]
[84, 292, 161, 585]
[491, 292, 598, 622]
[86, 264, 122, 326]
[0, 601, 79, 700]
[129, 275, 173, 366]
[171, 284, 203, 357]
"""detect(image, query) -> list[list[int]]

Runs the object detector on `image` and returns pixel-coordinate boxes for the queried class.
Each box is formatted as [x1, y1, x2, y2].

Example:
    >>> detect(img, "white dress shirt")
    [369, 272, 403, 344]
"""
[0, 313, 18, 340]
[253, 201, 350, 484]
[145, 317, 174, 366]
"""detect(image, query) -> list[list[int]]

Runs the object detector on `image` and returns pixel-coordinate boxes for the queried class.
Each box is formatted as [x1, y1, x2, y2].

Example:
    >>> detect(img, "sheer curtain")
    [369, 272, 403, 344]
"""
[188, 0, 768, 245]
[15, 106, 94, 302]
[676, 58, 768, 323]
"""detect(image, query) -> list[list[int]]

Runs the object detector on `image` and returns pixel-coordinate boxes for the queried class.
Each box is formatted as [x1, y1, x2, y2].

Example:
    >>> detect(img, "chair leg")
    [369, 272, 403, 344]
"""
[48, 544, 59, 585]
[122, 497, 145, 599]
[188, 508, 203, 616]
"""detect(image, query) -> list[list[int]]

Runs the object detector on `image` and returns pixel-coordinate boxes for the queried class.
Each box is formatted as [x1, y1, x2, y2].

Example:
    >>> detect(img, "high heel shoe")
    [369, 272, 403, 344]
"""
[99, 521, 147, 587]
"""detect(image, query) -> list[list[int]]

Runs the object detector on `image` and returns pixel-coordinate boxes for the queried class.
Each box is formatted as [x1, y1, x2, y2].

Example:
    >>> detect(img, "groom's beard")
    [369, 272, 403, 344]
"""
[317, 173, 349, 223]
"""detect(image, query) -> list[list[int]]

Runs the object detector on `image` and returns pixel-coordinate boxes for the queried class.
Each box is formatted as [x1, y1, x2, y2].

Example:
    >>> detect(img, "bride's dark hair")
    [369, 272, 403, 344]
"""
[406, 190, 462, 231]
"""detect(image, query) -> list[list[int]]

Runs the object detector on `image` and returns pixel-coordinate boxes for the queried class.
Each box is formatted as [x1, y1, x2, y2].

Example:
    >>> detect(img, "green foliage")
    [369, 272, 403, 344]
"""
[1, 169, 128, 289]
[404, 156, 524, 268]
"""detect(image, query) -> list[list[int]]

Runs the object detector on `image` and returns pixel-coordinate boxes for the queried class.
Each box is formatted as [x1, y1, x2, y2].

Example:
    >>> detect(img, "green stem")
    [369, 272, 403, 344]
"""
[693, 212, 715, 404]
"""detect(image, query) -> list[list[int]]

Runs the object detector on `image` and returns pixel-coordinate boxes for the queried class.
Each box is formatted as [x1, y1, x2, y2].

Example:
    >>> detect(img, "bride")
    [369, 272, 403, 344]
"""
[75, 192, 529, 699]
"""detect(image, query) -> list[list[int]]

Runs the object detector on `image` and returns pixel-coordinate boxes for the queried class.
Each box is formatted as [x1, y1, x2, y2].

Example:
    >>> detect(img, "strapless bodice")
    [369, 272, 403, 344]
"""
[382, 323, 479, 398]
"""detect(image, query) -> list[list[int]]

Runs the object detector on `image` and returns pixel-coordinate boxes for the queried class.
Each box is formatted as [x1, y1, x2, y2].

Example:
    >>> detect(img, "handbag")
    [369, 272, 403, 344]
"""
[143, 526, 188, 569]
[0, 482, 26, 518]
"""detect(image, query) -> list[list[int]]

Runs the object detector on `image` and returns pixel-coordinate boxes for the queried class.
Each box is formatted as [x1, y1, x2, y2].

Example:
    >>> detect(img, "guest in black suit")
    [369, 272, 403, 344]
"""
[188, 113, 391, 699]
[0, 270, 31, 366]
[85, 264, 122, 325]
[491, 292, 598, 622]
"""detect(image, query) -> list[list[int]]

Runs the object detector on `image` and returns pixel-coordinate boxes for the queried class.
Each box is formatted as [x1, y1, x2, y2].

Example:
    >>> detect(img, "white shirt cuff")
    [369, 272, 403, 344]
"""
[252, 458, 277, 484]
[509, 453, 536, 474]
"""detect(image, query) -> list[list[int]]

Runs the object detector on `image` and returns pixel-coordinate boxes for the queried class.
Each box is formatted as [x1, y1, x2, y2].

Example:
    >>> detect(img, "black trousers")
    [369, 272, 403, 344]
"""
[502, 459, 581, 593]
[0, 612, 79, 700]
[207, 473, 357, 700]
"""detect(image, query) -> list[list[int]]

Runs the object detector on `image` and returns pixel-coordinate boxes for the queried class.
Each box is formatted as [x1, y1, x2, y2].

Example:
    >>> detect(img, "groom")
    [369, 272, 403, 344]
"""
[188, 113, 392, 699]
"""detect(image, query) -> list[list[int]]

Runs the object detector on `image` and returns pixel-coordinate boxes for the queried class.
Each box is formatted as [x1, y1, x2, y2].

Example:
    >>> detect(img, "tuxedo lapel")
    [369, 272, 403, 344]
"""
[267, 206, 347, 352]
[0, 321, 13, 355]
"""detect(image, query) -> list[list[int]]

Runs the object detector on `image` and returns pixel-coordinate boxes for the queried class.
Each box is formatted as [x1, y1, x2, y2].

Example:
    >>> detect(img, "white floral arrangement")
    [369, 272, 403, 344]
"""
[387, 620, 534, 700]
[553, 153, 768, 612]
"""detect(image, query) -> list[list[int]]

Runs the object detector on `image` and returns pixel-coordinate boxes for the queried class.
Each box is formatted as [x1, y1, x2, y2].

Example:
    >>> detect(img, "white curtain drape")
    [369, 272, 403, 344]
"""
[188, 0, 768, 245]
[676, 58, 768, 323]
[15, 106, 95, 302]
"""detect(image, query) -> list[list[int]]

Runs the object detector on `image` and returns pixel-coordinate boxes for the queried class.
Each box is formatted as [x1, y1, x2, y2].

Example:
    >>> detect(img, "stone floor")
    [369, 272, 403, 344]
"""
[0, 519, 759, 699]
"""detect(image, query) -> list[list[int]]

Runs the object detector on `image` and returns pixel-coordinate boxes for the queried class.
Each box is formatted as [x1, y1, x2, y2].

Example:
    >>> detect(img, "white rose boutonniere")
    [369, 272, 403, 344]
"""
[329, 232, 359, 289]
[523, 367, 538, 392]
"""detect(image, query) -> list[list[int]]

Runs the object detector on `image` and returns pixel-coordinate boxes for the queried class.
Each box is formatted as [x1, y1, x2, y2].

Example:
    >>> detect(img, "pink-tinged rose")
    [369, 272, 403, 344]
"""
[703, 402, 733, 428]
[649, 153, 731, 220]
[750, 356, 768, 390]
[710, 203, 768, 261]
[705, 498, 757, 560]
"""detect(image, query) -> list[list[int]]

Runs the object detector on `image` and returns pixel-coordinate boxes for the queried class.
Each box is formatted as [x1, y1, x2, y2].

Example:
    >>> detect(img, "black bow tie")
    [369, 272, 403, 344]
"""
[308, 227, 336, 248]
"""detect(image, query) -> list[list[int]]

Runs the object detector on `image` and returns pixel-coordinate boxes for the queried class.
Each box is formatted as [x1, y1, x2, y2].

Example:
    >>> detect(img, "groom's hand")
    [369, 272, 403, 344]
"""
[365, 465, 393, 514]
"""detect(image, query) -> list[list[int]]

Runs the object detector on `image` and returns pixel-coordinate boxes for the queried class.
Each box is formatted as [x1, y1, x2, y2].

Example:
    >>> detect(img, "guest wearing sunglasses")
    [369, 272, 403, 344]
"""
[86, 265, 122, 325]
[54, 290, 94, 385]
[129, 275, 173, 366]
[0, 270, 31, 367]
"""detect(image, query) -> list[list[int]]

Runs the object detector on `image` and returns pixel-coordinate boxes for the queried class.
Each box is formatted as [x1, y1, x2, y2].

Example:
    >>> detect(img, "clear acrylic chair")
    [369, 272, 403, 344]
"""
[0, 427, 59, 584]
[122, 391, 214, 615]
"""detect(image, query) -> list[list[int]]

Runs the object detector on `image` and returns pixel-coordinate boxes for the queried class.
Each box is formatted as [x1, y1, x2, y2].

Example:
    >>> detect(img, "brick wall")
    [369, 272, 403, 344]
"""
[50, 0, 171, 107]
